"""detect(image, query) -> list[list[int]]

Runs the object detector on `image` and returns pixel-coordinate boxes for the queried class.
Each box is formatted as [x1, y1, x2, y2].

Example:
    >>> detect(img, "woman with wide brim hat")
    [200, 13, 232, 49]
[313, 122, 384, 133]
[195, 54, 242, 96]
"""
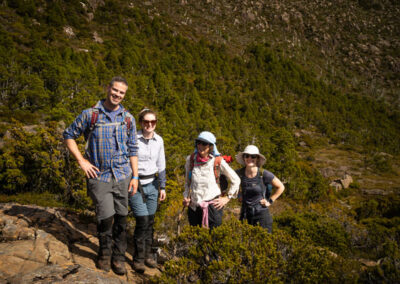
[182, 131, 240, 230]
[235, 145, 285, 233]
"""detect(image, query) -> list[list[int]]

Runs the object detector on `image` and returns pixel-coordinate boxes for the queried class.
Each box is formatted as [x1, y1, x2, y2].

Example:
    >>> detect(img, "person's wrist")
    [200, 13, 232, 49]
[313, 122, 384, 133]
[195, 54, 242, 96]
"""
[132, 176, 139, 180]
[268, 198, 274, 204]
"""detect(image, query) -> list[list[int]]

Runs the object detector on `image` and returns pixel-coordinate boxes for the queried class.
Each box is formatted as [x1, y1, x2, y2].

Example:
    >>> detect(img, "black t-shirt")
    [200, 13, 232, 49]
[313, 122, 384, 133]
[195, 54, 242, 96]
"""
[239, 169, 274, 206]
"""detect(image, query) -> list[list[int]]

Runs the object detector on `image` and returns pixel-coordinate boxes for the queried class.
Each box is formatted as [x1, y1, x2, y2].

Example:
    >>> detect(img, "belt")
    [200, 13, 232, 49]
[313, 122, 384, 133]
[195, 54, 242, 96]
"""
[139, 173, 157, 179]
[205, 195, 220, 202]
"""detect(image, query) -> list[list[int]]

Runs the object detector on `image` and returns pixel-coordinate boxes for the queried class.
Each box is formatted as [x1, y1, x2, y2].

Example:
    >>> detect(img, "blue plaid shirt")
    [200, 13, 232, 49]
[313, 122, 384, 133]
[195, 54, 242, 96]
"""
[63, 100, 138, 183]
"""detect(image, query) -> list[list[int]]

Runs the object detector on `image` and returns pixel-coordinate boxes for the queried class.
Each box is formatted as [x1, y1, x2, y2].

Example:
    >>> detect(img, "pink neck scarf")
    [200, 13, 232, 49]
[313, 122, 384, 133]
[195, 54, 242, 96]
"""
[196, 154, 210, 163]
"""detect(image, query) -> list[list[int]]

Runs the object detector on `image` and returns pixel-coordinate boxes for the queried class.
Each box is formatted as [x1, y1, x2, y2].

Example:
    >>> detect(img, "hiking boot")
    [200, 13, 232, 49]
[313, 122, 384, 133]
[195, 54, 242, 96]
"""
[133, 260, 146, 273]
[111, 259, 126, 275]
[96, 255, 111, 272]
[145, 257, 157, 268]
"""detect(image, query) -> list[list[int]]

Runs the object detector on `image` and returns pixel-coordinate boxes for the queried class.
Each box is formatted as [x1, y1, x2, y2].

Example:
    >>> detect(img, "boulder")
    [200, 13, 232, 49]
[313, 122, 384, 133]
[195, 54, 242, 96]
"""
[63, 26, 75, 38]
[7, 264, 129, 284]
[0, 203, 153, 283]
[93, 31, 103, 43]
[339, 174, 353, 189]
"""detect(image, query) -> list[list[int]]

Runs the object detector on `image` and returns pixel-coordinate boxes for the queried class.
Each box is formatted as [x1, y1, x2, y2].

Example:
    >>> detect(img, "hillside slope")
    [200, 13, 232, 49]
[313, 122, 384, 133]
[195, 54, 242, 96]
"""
[134, 0, 400, 106]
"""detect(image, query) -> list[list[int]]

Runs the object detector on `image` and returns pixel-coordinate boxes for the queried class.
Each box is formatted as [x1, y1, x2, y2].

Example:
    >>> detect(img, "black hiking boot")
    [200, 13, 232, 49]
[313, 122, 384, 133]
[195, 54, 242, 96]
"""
[96, 255, 111, 272]
[133, 260, 146, 273]
[111, 258, 127, 275]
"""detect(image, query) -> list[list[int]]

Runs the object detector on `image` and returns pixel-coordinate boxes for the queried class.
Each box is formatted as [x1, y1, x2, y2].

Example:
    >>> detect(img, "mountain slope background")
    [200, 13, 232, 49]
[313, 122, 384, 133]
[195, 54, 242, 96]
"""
[134, 0, 400, 106]
[0, 0, 399, 282]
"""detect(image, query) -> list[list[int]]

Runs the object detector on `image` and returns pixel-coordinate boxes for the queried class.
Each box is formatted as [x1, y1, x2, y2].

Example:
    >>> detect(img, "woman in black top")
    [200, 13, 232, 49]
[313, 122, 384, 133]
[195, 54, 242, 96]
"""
[235, 145, 285, 233]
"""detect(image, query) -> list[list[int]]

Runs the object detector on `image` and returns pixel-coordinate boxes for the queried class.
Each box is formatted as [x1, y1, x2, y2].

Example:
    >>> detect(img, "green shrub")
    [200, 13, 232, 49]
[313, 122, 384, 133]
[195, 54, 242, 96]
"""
[360, 240, 400, 283]
[360, 217, 400, 259]
[356, 195, 400, 220]
[364, 152, 394, 173]
[275, 212, 351, 255]
[0, 121, 85, 207]
[155, 218, 358, 283]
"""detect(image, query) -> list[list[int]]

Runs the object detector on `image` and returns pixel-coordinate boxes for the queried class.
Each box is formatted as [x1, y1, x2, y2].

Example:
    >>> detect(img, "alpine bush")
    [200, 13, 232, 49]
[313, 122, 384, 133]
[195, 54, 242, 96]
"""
[155, 218, 358, 283]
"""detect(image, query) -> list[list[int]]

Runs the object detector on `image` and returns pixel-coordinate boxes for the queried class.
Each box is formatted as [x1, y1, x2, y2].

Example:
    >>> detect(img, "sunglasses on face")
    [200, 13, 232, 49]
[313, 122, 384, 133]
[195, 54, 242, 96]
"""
[243, 154, 258, 159]
[143, 120, 157, 125]
[197, 141, 212, 147]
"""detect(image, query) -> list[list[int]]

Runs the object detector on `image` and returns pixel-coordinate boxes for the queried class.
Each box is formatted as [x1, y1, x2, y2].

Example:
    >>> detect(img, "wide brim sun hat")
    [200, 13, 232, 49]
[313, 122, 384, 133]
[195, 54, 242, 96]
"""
[194, 131, 220, 156]
[235, 145, 266, 167]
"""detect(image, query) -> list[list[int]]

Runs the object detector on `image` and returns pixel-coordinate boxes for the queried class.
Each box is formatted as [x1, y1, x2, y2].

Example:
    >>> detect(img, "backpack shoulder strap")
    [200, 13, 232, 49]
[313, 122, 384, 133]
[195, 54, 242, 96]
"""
[214, 156, 223, 184]
[122, 110, 132, 131]
[89, 108, 99, 131]
[85, 108, 99, 152]
[189, 153, 195, 171]
[237, 167, 246, 179]
[188, 153, 196, 187]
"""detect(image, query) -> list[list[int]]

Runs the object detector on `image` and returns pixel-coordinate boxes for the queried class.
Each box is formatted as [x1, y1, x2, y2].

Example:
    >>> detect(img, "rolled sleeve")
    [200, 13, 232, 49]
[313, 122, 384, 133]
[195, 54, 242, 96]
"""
[220, 159, 240, 199]
[157, 138, 166, 188]
[158, 169, 166, 189]
[63, 111, 88, 140]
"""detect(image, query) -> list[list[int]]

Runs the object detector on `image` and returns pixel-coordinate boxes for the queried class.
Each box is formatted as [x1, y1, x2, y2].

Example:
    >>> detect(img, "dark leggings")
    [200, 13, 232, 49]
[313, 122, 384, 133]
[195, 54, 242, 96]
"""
[188, 204, 223, 230]
[240, 205, 273, 233]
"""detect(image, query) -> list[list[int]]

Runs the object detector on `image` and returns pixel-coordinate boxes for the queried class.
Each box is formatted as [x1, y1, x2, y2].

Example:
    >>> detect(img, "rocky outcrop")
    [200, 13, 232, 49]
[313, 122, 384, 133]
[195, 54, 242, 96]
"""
[93, 31, 104, 43]
[0, 203, 160, 283]
[63, 26, 75, 38]
[339, 174, 353, 189]
[329, 174, 354, 191]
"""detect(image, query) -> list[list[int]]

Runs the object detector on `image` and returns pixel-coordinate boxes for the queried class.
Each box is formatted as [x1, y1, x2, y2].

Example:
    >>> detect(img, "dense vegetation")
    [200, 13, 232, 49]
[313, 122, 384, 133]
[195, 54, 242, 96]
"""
[0, 0, 399, 282]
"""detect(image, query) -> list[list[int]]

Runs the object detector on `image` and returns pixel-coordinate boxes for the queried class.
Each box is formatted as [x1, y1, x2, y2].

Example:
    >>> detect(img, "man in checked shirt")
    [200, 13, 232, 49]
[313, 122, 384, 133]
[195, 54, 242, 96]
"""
[63, 76, 139, 275]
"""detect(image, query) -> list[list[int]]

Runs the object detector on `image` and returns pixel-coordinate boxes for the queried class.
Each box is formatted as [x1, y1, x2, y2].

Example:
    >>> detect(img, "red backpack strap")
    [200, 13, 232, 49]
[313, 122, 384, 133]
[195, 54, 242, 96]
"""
[214, 156, 223, 185]
[125, 116, 131, 133]
[89, 109, 99, 131]
[123, 111, 132, 131]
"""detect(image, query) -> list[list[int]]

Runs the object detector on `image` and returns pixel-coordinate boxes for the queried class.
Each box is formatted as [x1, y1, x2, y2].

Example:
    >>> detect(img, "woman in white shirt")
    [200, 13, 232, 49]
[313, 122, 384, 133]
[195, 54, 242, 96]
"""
[129, 108, 166, 273]
[182, 131, 240, 230]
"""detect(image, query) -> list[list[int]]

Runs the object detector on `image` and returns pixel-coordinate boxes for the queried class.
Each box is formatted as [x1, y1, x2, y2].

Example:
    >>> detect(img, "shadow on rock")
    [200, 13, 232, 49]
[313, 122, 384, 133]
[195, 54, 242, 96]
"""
[2, 203, 98, 262]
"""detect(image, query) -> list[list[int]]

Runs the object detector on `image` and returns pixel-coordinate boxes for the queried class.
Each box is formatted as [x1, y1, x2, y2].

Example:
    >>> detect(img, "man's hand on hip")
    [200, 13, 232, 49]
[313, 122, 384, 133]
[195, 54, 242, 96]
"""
[78, 159, 99, 179]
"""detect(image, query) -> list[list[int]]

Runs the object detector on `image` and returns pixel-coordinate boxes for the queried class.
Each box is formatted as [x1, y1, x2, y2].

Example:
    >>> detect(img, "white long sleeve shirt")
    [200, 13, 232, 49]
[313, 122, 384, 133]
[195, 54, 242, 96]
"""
[184, 154, 240, 210]
[137, 130, 166, 187]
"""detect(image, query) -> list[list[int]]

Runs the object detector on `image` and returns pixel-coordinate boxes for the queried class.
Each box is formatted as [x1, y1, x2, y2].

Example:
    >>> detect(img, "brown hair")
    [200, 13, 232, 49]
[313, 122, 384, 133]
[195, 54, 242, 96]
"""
[109, 76, 128, 88]
[138, 108, 157, 123]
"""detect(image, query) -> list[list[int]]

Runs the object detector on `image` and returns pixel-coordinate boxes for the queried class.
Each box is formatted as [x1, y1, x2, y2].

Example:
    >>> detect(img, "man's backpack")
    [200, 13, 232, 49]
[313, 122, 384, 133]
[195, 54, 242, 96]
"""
[189, 153, 232, 196]
[237, 167, 273, 200]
